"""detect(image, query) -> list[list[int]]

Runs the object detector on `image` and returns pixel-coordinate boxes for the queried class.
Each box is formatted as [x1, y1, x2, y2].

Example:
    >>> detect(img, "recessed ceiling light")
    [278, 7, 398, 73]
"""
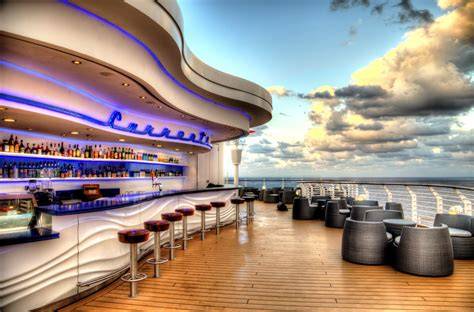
[122, 82, 130, 87]
[2, 118, 15, 123]
[175, 148, 180, 151]
[0, 107, 7, 111]
[70, 131, 79, 135]
[188, 151, 193, 155]
[72, 60, 82, 65]
[119, 138, 125, 142]
[180, 114, 185, 118]
[27, 128, 33, 131]
[157, 105, 163, 109]
[139, 96, 146, 99]
[156, 144, 162, 148]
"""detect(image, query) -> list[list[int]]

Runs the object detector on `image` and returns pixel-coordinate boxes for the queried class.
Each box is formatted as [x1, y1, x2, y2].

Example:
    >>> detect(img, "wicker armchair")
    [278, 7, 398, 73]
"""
[365, 210, 403, 222]
[385, 202, 404, 218]
[393, 225, 454, 277]
[350, 205, 382, 221]
[353, 200, 379, 206]
[292, 197, 316, 220]
[325, 201, 349, 228]
[342, 219, 392, 265]
[433, 214, 473, 260]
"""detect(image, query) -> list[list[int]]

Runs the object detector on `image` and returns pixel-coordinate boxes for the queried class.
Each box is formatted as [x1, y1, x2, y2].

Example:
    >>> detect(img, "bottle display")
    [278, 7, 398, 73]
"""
[1, 134, 180, 163]
[0, 161, 183, 179]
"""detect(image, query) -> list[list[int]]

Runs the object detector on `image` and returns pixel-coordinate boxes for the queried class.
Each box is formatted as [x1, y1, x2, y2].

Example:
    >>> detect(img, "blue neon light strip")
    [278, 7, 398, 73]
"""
[58, 0, 252, 121]
[0, 93, 212, 148]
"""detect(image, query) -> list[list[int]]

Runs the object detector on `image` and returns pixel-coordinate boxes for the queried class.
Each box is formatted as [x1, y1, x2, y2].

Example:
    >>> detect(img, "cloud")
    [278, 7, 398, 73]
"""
[356, 122, 384, 131]
[396, 0, 434, 24]
[334, 85, 388, 99]
[330, 0, 434, 25]
[266, 85, 294, 97]
[247, 144, 276, 154]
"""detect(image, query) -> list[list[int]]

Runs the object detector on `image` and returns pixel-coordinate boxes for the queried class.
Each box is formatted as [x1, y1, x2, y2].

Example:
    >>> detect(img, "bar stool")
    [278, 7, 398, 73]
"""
[118, 228, 150, 297]
[175, 208, 195, 250]
[231, 197, 245, 228]
[195, 204, 212, 240]
[210, 201, 226, 235]
[243, 195, 256, 224]
[144, 220, 169, 278]
[161, 212, 183, 260]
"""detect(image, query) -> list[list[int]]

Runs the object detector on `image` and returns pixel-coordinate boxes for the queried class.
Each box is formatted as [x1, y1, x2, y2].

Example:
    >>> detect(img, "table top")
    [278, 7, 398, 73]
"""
[383, 219, 416, 226]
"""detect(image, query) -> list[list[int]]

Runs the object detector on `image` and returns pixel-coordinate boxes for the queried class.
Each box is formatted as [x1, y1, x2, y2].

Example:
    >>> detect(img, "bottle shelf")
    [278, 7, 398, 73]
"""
[0, 152, 187, 167]
[0, 176, 186, 183]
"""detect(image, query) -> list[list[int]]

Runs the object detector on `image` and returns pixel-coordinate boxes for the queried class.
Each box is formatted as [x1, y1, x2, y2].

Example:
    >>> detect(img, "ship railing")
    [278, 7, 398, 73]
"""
[296, 180, 473, 227]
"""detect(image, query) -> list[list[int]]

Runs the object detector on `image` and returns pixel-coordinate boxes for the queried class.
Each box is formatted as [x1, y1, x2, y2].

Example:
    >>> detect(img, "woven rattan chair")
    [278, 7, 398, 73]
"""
[350, 205, 382, 221]
[365, 210, 403, 222]
[434, 214, 473, 260]
[325, 201, 349, 228]
[353, 200, 379, 206]
[342, 219, 392, 265]
[393, 225, 454, 277]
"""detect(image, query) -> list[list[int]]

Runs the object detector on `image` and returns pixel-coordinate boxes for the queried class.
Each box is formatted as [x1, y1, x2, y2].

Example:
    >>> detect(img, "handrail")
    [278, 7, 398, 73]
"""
[295, 180, 474, 192]
[296, 180, 473, 227]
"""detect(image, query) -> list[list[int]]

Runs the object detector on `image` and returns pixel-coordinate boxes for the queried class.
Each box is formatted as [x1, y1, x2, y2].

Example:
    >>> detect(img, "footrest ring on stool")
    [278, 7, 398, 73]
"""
[182, 236, 194, 241]
[163, 243, 182, 249]
[121, 272, 147, 282]
[146, 257, 169, 265]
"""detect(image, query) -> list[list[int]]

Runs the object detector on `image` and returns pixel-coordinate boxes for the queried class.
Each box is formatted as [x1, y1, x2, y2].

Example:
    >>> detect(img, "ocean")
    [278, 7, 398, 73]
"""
[229, 177, 474, 189]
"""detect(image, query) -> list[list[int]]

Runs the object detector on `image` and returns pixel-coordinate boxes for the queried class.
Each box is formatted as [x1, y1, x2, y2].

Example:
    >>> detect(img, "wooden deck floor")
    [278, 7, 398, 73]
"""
[62, 202, 474, 311]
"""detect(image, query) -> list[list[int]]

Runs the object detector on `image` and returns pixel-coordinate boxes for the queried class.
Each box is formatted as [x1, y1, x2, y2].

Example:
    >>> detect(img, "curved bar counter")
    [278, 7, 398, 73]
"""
[0, 186, 238, 311]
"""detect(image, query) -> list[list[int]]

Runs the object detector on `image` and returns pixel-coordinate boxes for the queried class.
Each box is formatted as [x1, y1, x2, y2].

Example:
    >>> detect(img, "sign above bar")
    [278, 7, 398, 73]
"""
[0, 93, 212, 149]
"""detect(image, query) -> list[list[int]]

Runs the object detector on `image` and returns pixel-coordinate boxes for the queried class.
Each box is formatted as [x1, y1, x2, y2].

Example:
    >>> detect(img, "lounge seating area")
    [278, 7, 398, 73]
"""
[289, 194, 473, 278]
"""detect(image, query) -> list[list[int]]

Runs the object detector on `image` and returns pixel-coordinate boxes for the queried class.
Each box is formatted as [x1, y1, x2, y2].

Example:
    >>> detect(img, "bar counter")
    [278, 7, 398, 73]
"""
[37, 185, 239, 215]
[0, 185, 239, 312]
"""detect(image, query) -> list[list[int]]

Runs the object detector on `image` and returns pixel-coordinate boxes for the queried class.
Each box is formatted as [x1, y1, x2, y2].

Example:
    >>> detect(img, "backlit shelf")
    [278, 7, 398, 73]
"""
[0, 176, 186, 183]
[0, 152, 187, 167]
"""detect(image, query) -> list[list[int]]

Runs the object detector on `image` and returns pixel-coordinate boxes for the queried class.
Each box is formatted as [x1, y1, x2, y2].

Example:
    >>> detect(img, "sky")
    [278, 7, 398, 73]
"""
[178, 0, 474, 178]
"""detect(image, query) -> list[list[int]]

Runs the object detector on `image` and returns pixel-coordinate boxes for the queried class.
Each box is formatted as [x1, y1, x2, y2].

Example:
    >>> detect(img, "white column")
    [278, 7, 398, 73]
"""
[231, 148, 242, 186]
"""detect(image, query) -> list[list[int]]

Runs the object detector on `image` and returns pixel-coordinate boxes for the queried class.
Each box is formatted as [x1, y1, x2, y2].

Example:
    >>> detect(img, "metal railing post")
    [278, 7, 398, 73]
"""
[384, 185, 392, 203]
[430, 187, 443, 214]
[456, 189, 472, 216]
[406, 186, 417, 223]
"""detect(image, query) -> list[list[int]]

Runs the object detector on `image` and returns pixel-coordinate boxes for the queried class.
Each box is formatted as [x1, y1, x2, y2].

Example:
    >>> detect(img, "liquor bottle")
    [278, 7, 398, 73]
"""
[44, 144, 50, 156]
[14, 136, 19, 153]
[25, 143, 30, 153]
[19, 140, 25, 153]
[59, 142, 65, 156]
[3, 139, 9, 152]
[75, 145, 80, 158]
[8, 135, 14, 152]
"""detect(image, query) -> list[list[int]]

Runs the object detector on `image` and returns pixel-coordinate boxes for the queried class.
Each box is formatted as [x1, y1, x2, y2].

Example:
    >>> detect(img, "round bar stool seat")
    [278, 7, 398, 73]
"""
[144, 220, 169, 278]
[144, 220, 170, 232]
[195, 204, 212, 211]
[242, 196, 255, 224]
[162, 212, 183, 222]
[195, 204, 212, 240]
[211, 201, 226, 235]
[210, 201, 226, 208]
[175, 208, 195, 216]
[231, 198, 245, 204]
[161, 212, 183, 260]
[231, 197, 245, 228]
[117, 229, 150, 297]
[118, 229, 150, 244]
[175, 208, 195, 250]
